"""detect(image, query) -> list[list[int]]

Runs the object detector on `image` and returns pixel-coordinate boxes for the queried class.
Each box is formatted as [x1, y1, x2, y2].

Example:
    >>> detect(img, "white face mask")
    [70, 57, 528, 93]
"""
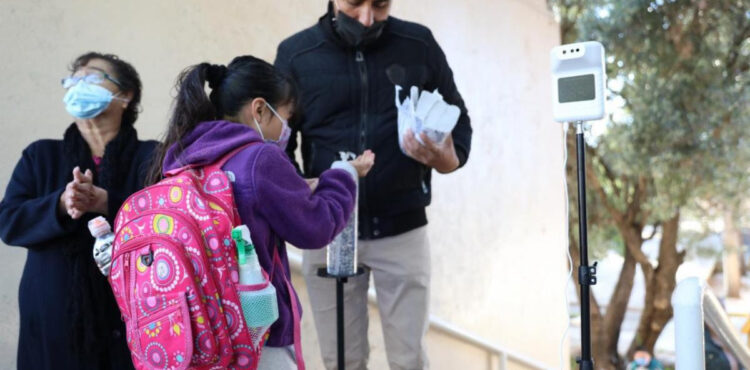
[254, 102, 292, 151]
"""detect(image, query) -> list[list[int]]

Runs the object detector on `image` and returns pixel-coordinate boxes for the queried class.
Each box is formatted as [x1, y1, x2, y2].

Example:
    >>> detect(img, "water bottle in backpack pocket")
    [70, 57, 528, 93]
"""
[89, 216, 115, 276]
[232, 225, 279, 349]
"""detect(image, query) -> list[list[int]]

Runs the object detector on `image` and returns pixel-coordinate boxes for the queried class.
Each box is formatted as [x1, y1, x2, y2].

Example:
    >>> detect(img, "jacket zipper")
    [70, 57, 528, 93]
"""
[355, 50, 371, 238]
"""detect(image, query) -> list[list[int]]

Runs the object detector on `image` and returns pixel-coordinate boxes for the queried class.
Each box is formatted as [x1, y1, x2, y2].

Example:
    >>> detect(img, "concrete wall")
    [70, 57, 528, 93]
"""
[0, 0, 566, 368]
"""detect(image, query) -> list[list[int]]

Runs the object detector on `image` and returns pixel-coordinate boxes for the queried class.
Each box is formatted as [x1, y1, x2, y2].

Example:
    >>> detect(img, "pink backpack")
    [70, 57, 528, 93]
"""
[109, 144, 304, 370]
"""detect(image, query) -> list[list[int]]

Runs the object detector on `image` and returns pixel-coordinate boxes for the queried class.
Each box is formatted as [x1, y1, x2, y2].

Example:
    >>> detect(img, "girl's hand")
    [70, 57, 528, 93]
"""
[349, 150, 376, 177]
[305, 178, 320, 191]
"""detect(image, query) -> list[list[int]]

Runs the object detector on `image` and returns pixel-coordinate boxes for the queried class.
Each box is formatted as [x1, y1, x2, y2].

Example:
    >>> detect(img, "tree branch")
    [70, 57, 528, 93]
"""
[588, 146, 623, 201]
[725, 21, 750, 76]
[618, 224, 654, 275]
[644, 223, 660, 241]
[625, 176, 648, 225]
[585, 149, 625, 225]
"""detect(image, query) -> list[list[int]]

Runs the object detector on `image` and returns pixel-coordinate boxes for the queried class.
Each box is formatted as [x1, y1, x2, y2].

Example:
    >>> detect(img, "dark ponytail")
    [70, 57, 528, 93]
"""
[145, 63, 215, 184]
[146, 56, 297, 185]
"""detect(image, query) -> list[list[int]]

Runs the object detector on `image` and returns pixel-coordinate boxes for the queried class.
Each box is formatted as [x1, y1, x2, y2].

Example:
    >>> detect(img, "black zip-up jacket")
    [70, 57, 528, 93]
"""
[275, 7, 472, 239]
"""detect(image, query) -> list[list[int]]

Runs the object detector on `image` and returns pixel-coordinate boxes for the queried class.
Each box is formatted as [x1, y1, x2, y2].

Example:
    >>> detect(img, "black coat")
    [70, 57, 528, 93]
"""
[0, 126, 156, 370]
[275, 7, 472, 239]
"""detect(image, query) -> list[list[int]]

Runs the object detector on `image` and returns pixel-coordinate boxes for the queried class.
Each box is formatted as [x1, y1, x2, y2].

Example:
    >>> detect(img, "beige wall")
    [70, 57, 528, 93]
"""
[0, 0, 566, 368]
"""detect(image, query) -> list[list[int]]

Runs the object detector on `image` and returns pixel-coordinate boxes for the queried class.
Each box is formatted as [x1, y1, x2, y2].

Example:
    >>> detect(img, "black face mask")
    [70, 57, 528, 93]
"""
[333, 7, 386, 48]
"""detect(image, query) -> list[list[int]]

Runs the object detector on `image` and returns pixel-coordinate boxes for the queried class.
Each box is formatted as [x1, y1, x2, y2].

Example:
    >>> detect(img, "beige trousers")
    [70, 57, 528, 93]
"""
[302, 226, 431, 370]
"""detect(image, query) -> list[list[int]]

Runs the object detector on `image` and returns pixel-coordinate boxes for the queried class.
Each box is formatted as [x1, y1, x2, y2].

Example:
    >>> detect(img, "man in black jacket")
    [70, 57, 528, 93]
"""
[275, 1, 472, 368]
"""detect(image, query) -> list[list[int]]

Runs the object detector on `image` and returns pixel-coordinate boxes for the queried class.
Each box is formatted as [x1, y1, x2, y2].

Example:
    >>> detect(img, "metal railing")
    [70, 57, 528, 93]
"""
[672, 277, 750, 369]
[287, 251, 550, 370]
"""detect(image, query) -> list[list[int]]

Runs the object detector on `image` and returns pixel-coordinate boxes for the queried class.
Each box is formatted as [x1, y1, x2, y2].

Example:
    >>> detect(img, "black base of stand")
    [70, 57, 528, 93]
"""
[317, 266, 368, 370]
[576, 357, 594, 370]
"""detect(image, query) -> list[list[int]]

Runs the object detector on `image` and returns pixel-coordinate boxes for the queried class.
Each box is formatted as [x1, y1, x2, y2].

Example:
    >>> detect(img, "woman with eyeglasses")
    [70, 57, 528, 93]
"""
[0, 52, 157, 370]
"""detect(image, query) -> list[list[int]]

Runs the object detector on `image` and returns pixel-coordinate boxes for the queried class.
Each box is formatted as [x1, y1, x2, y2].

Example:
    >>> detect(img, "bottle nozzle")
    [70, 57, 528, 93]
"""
[231, 225, 253, 265]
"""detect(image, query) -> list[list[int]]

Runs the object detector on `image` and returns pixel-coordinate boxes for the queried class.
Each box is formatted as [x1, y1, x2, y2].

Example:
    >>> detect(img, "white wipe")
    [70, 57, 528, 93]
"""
[395, 85, 460, 150]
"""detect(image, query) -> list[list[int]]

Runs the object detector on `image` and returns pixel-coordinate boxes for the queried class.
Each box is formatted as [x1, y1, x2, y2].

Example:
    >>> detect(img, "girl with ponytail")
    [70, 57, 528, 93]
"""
[147, 55, 373, 368]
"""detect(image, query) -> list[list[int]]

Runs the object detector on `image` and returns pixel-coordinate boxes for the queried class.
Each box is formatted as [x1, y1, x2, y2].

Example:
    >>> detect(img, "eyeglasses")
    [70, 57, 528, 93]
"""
[61, 71, 122, 89]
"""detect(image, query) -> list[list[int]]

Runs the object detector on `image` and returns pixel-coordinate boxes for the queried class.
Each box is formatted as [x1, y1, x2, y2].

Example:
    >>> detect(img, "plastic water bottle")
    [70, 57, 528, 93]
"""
[231, 225, 279, 348]
[88, 216, 114, 276]
[327, 181, 358, 277]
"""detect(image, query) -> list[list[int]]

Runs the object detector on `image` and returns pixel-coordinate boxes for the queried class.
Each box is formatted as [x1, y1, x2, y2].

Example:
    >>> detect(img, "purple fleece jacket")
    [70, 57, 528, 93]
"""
[163, 120, 356, 347]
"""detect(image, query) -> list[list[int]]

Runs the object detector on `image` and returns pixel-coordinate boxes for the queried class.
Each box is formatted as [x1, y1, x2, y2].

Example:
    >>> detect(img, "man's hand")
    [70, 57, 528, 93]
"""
[402, 129, 460, 173]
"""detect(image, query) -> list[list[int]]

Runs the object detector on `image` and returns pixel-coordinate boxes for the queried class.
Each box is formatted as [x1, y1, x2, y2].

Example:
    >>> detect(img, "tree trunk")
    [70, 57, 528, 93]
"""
[723, 210, 743, 298]
[628, 213, 686, 357]
[600, 231, 640, 369]
[592, 246, 636, 369]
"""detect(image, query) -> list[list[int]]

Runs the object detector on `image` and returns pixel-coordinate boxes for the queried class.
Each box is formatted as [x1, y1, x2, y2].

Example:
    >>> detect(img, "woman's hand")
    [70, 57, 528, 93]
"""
[58, 167, 108, 219]
[349, 150, 376, 177]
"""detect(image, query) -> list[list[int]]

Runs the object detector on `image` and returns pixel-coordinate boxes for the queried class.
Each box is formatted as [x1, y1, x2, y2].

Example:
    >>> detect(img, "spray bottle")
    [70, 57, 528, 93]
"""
[231, 225, 279, 347]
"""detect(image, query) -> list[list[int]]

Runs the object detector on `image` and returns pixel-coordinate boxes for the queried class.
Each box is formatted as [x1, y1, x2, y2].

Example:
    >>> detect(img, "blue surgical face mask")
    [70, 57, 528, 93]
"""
[634, 358, 649, 366]
[254, 102, 292, 151]
[63, 81, 128, 119]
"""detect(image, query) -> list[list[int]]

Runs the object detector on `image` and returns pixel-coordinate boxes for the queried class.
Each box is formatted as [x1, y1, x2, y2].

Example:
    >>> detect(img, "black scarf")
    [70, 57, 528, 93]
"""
[61, 122, 139, 367]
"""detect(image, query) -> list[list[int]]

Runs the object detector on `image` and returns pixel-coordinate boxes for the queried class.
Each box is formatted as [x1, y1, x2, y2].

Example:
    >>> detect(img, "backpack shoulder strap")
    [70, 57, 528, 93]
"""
[164, 142, 258, 177]
[206, 142, 258, 172]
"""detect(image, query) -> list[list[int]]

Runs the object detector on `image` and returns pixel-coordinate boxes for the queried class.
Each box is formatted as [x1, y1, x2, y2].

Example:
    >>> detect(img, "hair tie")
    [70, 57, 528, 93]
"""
[206, 64, 228, 89]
